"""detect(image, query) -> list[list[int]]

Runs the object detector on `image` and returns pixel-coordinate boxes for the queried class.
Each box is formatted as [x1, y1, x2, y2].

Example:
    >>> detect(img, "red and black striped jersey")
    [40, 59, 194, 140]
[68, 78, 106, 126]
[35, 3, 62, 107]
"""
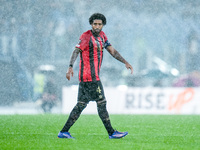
[75, 30, 111, 82]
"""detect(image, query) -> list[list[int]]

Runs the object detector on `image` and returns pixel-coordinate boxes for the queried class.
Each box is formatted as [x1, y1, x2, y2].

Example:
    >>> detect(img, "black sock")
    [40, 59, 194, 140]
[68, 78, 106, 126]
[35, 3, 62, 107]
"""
[97, 100, 115, 136]
[61, 102, 87, 132]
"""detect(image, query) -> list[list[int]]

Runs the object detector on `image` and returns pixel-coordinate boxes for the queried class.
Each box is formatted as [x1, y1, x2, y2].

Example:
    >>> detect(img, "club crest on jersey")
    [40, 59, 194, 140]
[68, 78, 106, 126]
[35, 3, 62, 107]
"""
[97, 47, 103, 51]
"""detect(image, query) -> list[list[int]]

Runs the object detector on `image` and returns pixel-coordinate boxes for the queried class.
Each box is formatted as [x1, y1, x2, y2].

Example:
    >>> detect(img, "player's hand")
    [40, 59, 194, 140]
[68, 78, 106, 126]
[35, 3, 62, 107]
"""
[125, 63, 133, 74]
[66, 67, 74, 80]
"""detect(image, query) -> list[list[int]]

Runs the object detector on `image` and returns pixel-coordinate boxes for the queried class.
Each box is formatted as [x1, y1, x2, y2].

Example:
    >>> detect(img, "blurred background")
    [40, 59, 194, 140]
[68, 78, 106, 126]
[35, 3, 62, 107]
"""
[0, 0, 200, 113]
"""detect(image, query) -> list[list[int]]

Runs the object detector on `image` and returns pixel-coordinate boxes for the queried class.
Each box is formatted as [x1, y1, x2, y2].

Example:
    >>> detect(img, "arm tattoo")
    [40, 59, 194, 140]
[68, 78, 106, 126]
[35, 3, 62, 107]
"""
[69, 48, 80, 67]
[112, 50, 127, 64]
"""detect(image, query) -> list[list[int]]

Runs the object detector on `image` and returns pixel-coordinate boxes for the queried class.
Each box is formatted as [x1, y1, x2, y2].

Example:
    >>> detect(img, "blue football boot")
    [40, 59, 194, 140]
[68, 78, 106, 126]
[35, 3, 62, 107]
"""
[109, 130, 128, 139]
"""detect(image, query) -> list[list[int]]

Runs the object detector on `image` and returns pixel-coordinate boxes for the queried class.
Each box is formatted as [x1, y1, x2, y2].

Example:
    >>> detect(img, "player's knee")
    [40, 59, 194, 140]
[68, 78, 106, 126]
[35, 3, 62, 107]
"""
[76, 101, 87, 111]
[97, 99, 106, 111]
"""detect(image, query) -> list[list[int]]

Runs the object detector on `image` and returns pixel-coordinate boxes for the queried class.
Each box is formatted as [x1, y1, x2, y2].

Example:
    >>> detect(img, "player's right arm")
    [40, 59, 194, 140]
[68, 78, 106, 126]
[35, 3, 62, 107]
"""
[66, 47, 80, 80]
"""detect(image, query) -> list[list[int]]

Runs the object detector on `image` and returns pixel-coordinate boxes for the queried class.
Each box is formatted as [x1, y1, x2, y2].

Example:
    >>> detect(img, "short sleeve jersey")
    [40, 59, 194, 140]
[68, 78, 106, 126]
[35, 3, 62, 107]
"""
[75, 30, 111, 82]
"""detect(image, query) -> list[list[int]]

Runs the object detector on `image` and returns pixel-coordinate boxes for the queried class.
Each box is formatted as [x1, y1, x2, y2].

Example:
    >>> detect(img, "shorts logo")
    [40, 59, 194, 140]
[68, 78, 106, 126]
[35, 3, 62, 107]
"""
[96, 86, 101, 94]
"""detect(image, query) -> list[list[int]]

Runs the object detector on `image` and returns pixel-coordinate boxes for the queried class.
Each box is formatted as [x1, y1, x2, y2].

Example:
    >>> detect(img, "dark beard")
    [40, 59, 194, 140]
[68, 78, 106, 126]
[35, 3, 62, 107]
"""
[92, 29, 101, 36]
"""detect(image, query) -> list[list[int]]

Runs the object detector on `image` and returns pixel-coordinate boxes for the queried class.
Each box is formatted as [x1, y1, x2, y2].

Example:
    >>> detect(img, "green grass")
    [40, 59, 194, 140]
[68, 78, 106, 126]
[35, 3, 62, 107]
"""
[0, 115, 200, 150]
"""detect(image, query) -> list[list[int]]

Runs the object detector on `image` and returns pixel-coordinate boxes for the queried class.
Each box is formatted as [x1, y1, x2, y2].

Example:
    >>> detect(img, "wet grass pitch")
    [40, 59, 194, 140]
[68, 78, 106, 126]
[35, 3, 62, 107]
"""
[0, 114, 200, 149]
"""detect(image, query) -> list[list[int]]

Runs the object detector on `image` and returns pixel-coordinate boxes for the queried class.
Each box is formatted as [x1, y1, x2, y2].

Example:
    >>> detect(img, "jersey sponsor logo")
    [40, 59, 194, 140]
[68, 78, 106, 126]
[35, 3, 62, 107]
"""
[95, 40, 103, 51]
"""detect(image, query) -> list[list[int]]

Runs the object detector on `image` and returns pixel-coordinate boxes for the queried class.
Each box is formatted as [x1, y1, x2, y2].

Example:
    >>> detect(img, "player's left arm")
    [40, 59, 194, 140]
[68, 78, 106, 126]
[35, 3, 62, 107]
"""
[106, 45, 133, 74]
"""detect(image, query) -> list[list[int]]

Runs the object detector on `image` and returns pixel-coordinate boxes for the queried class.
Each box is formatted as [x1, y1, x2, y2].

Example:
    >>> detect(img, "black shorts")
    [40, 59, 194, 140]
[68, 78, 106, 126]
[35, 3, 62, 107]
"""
[78, 80, 105, 103]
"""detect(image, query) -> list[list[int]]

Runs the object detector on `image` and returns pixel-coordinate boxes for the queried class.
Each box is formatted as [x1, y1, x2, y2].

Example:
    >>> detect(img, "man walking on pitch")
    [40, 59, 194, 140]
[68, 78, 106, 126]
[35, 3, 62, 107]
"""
[58, 13, 133, 139]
